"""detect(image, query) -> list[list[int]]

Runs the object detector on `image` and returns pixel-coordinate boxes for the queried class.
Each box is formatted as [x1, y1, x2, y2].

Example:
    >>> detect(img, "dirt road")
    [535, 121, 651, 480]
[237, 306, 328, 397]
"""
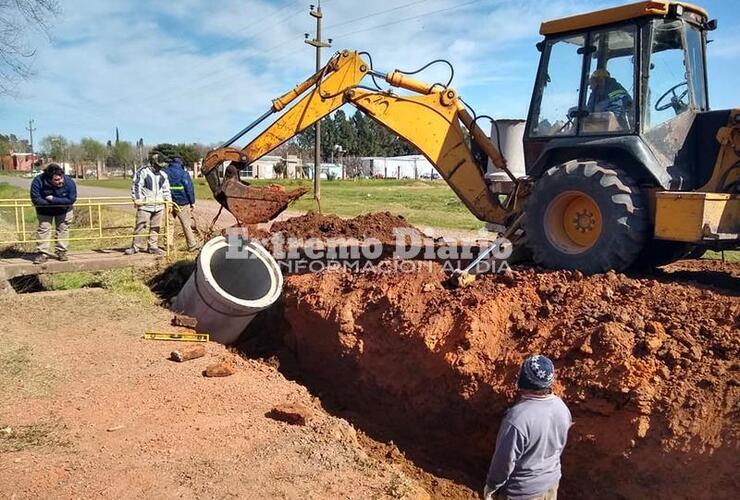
[0, 288, 430, 499]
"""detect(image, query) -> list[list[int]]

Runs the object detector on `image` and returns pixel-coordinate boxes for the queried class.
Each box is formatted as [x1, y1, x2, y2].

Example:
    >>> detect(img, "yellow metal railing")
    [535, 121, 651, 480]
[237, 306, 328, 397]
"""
[0, 196, 176, 257]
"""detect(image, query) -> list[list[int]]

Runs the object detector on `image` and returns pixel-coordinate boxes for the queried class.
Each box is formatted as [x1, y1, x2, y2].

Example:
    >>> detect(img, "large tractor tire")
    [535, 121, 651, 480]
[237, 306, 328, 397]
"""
[523, 160, 649, 274]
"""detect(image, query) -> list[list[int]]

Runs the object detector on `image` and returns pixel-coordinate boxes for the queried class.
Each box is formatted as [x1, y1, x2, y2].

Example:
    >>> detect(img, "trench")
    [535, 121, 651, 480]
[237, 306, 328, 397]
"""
[234, 259, 739, 499]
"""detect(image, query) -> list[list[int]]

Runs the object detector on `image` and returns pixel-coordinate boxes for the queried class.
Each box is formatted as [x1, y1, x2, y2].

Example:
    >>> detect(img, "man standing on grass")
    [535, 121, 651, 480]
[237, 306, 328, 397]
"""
[125, 153, 171, 256]
[164, 156, 198, 252]
[485, 354, 572, 500]
[30, 163, 77, 264]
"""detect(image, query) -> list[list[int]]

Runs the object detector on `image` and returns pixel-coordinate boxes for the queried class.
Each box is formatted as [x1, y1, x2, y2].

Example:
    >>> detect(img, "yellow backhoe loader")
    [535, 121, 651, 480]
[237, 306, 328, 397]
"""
[202, 1, 738, 275]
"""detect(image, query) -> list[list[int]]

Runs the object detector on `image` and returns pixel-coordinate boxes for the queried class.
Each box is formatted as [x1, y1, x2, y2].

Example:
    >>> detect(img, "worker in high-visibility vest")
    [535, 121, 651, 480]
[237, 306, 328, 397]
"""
[165, 157, 198, 252]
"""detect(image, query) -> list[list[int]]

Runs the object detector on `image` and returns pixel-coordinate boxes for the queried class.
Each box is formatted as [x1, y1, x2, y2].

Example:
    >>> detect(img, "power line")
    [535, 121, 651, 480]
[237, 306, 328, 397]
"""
[107, 2, 306, 108]
[331, 0, 488, 40]
[324, 0, 436, 30]
[120, 0, 454, 110]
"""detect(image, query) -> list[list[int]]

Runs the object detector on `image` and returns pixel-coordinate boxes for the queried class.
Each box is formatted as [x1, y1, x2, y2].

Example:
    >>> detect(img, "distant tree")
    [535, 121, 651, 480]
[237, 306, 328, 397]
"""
[0, 135, 10, 156]
[106, 141, 135, 172]
[351, 111, 377, 156]
[174, 144, 200, 168]
[80, 137, 106, 162]
[0, 0, 60, 96]
[0, 133, 29, 153]
[150, 143, 177, 162]
[40, 134, 68, 160]
[273, 159, 287, 178]
[294, 109, 419, 160]
[333, 110, 356, 155]
[150, 143, 201, 167]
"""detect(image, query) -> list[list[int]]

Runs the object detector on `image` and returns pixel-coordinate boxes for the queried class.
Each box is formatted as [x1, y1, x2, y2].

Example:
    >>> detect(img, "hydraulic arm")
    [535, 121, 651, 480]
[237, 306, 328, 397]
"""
[203, 50, 529, 226]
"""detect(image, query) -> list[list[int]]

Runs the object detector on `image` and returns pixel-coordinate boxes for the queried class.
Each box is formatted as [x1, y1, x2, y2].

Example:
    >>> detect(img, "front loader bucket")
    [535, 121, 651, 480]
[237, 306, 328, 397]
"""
[216, 164, 309, 225]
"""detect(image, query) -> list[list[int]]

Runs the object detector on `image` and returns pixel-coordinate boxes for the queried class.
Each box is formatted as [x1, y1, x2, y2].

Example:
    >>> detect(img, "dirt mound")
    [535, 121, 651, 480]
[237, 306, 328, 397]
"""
[275, 263, 739, 498]
[270, 211, 424, 242]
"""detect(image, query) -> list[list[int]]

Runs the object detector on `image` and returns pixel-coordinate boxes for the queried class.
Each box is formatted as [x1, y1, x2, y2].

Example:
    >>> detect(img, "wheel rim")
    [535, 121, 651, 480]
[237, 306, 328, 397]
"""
[544, 191, 602, 254]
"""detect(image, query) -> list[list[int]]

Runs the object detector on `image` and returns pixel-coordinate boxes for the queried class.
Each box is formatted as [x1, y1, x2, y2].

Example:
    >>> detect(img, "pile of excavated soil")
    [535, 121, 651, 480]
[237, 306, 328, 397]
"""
[269, 211, 425, 242]
[273, 262, 739, 498]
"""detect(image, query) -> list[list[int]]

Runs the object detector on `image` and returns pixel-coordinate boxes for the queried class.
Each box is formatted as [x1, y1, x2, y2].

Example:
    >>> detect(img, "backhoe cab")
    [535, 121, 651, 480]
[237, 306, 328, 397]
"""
[521, 1, 738, 272]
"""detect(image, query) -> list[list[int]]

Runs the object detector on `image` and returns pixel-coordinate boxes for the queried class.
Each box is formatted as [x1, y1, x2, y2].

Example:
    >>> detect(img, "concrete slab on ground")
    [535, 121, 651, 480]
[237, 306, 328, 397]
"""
[0, 250, 160, 280]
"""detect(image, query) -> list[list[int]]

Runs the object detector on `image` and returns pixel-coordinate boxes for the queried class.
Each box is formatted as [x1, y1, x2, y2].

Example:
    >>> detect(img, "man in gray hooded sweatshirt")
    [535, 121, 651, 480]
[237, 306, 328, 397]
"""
[484, 354, 572, 500]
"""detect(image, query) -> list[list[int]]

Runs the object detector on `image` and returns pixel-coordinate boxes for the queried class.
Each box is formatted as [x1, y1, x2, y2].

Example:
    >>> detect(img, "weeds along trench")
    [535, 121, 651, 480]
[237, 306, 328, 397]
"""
[228, 212, 739, 499]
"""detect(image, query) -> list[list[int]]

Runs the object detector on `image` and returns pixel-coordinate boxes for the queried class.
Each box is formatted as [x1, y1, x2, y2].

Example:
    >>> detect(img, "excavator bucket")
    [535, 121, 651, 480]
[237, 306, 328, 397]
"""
[214, 164, 309, 225]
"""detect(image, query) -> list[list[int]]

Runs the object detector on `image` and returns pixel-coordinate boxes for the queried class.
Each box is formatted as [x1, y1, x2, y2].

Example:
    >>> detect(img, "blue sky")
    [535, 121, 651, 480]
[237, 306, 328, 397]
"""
[1, 0, 737, 147]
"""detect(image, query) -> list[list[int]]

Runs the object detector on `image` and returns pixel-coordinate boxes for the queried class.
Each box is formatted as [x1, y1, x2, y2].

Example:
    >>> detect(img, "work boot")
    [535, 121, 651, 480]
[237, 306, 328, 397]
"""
[33, 253, 48, 265]
[57, 252, 69, 262]
[148, 247, 165, 256]
[124, 247, 139, 255]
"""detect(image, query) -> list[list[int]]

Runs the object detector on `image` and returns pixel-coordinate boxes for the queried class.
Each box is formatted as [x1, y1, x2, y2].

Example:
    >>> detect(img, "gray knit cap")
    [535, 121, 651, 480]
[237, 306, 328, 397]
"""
[517, 354, 555, 390]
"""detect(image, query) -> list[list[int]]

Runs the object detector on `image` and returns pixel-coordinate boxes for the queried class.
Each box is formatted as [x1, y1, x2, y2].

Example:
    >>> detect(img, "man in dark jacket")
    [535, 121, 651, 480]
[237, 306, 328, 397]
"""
[164, 157, 198, 251]
[30, 163, 77, 264]
[485, 355, 572, 500]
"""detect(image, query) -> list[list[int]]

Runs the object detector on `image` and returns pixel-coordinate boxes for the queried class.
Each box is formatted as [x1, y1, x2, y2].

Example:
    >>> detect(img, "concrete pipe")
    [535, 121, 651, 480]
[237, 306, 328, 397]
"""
[171, 236, 283, 345]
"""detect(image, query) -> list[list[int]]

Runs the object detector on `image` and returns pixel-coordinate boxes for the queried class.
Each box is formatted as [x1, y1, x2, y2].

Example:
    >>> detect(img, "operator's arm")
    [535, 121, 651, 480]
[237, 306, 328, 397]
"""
[485, 421, 526, 497]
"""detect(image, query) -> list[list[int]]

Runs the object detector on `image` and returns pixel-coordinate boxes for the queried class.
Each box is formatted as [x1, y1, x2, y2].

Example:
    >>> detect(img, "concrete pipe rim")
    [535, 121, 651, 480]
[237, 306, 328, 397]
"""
[199, 236, 283, 309]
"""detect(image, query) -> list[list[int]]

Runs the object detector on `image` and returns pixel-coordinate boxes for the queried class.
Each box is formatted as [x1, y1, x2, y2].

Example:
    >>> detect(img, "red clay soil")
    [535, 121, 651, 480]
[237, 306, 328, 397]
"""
[276, 262, 740, 498]
[270, 211, 424, 242]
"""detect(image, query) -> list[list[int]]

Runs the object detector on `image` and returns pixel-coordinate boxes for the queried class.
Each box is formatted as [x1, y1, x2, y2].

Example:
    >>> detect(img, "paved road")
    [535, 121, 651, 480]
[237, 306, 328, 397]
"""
[2, 175, 128, 198]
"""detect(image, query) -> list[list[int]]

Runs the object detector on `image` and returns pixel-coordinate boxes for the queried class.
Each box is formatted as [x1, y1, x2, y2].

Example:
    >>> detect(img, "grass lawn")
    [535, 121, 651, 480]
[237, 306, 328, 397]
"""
[78, 177, 485, 230]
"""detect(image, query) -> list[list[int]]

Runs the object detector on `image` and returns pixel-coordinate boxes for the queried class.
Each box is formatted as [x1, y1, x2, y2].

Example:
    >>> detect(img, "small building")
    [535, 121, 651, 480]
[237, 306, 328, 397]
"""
[305, 162, 344, 180]
[362, 155, 437, 179]
[239, 154, 304, 179]
[1, 153, 36, 172]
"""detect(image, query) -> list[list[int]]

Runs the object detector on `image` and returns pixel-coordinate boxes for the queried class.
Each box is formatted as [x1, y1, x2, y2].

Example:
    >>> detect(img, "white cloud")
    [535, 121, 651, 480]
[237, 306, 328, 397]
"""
[1, 0, 617, 145]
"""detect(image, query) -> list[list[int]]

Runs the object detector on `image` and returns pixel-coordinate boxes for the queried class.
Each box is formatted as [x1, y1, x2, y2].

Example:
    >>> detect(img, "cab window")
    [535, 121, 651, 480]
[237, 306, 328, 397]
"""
[644, 19, 700, 130]
[529, 34, 585, 137]
[582, 25, 636, 134]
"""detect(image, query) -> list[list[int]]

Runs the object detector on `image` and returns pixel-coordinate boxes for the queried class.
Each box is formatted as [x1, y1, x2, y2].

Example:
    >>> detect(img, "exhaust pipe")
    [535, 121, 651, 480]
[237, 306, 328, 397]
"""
[171, 236, 283, 344]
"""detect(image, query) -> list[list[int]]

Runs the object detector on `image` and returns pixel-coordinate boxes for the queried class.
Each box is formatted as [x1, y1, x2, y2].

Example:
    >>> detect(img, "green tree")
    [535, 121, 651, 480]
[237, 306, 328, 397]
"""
[273, 159, 287, 178]
[0, 133, 29, 153]
[0, 135, 10, 156]
[351, 111, 377, 156]
[150, 143, 201, 167]
[80, 137, 106, 162]
[40, 134, 68, 160]
[333, 110, 356, 155]
[107, 141, 135, 171]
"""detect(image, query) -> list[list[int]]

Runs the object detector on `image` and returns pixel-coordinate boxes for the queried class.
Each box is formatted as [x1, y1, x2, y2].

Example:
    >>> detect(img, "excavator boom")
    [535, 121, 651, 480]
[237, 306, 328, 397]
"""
[203, 50, 529, 226]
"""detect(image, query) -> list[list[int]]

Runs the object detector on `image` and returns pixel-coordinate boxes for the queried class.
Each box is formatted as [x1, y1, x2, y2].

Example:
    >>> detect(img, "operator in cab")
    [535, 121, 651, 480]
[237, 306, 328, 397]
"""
[484, 355, 572, 500]
[586, 68, 633, 127]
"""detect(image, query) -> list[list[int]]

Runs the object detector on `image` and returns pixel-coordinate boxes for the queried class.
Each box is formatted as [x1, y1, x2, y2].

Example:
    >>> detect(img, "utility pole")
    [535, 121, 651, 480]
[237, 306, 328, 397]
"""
[26, 119, 36, 158]
[304, 2, 331, 204]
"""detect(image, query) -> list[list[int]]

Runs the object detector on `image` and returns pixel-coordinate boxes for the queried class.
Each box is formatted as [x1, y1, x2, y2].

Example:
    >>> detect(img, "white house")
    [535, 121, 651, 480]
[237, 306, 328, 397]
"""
[305, 162, 344, 180]
[362, 155, 437, 179]
[239, 154, 304, 179]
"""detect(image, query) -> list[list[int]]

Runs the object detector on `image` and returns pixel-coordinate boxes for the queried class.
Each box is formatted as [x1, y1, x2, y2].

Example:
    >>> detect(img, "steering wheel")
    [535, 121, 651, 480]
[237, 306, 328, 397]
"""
[655, 81, 689, 113]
